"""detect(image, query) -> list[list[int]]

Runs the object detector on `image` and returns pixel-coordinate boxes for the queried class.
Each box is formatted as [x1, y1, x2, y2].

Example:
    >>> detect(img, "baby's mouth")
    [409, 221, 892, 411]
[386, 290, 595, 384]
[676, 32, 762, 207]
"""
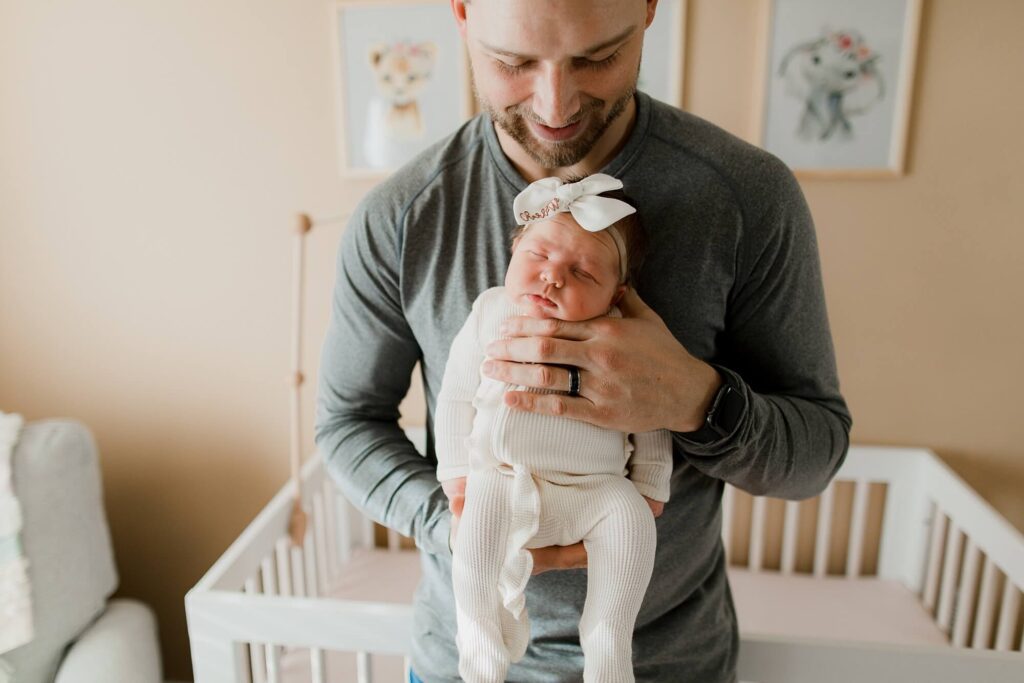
[527, 293, 557, 308]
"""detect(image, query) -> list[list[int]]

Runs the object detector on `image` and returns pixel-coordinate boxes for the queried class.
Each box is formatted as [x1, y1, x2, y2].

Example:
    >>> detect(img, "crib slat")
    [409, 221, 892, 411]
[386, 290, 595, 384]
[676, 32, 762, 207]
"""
[291, 544, 306, 598]
[749, 496, 766, 573]
[275, 538, 293, 598]
[972, 557, 999, 649]
[337, 496, 354, 564]
[937, 521, 963, 632]
[721, 485, 734, 564]
[265, 643, 281, 683]
[995, 579, 1021, 650]
[322, 479, 340, 581]
[310, 647, 326, 683]
[780, 500, 799, 576]
[244, 577, 268, 683]
[953, 540, 981, 647]
[258, 557, 282, 683]
[304, 527, 319, 598]
[845, 480, 869, 578]
[357, 651, 373, 683]
[922, 505, 946, 610]
[313, 492, 329, 594]
[813, 484, 834, 578]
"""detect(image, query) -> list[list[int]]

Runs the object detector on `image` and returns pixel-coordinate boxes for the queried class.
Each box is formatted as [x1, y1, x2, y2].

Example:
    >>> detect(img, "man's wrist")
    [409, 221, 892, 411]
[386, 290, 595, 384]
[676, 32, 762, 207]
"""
[673, 363, 723, 433]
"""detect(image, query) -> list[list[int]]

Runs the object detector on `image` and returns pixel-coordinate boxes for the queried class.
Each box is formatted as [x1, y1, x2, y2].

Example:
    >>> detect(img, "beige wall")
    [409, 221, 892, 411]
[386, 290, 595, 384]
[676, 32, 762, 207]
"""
[1, 0, 1021, 678]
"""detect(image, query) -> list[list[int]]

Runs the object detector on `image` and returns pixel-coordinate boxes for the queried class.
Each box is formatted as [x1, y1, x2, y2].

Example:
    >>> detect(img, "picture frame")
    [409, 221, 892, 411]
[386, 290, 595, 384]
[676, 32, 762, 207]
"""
[331, 0, 472, 178]
[639, 0, 687, 108]
[754, 0, 923, 178]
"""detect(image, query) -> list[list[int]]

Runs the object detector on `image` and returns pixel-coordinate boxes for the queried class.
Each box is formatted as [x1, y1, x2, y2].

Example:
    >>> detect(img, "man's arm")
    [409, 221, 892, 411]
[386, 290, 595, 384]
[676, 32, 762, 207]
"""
[314, 204, 450, 555]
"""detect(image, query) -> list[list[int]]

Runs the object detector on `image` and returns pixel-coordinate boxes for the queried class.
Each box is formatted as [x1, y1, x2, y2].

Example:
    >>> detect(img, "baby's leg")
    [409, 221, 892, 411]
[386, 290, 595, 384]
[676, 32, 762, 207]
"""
[452, 468, 529, 683]
[577, 477, 657, 683]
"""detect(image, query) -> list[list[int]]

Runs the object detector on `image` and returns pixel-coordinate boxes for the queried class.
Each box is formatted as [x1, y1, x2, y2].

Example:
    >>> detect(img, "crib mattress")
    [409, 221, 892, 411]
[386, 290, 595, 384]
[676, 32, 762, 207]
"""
[278, 550, 948, 681]
[728, 568, 949, 647]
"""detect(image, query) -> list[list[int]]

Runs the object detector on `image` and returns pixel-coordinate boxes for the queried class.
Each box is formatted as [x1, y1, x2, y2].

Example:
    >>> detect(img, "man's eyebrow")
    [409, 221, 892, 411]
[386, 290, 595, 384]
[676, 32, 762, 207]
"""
[480, 26, 637, 60]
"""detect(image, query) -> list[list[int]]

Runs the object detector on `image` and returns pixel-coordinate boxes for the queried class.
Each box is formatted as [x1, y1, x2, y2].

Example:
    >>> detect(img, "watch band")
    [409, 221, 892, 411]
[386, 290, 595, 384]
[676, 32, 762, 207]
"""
[680, 369, 746, 443]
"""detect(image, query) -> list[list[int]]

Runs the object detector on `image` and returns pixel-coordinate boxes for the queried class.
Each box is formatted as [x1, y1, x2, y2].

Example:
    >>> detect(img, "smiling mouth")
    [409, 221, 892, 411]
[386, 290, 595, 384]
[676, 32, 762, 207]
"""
[528, 119, 583, 142]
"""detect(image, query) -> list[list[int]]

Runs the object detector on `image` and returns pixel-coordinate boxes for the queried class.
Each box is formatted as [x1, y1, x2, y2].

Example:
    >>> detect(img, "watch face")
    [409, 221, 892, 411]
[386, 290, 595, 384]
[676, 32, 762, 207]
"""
[715, 386, 745, 434]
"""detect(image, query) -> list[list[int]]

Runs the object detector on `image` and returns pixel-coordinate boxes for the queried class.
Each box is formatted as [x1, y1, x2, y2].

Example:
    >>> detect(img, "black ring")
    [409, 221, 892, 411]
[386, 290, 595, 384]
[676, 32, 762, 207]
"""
[567, 366, 581, 397]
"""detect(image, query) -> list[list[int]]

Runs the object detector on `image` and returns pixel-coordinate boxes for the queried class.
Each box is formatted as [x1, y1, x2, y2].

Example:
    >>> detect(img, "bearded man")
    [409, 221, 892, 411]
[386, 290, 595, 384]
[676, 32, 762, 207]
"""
[316, 1, 851, 681]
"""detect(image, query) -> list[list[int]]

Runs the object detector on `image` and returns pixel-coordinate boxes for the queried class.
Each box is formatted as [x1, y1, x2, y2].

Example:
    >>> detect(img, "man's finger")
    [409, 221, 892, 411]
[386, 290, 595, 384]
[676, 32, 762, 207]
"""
[529, 543, 588, 574]
[483, 359, 582, 393]
[485, 336, 586, 367]
[503, 390, 595, 419]
[499, 315, 593, 341]
[615, 288, 661, 322]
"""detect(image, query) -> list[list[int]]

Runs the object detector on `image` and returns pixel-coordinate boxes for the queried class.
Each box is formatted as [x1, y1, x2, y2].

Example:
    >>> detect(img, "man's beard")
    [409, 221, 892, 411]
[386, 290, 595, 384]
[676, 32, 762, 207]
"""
[475, 79, 637, 169]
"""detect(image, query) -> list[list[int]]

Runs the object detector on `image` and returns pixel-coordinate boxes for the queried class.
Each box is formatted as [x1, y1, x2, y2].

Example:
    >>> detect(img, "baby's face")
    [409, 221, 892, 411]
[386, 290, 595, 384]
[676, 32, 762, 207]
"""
[504, 213, 625, 321]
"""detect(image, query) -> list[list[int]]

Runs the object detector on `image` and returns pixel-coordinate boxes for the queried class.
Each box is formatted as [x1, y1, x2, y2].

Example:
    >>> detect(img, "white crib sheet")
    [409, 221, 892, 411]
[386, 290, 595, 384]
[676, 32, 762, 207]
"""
[728, 569, 949, 647]
[276, 551, 949, 682]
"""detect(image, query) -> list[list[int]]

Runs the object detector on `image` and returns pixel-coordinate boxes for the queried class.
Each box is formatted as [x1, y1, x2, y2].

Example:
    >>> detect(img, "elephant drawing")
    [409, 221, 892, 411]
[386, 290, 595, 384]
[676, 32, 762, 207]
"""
[778, 29, 884, 142]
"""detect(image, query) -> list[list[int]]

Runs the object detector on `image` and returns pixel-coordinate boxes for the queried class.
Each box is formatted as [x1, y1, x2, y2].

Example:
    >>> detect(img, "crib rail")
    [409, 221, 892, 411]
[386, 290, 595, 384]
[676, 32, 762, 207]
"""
[723, 445, 1024, 654]
[186, 428, 426, 683]
[189, 441, 1023, 683]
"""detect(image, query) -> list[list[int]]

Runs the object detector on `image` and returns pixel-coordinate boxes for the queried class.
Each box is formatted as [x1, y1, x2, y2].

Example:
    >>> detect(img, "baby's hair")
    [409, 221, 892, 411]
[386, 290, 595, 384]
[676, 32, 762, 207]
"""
[511, 175, 647, 285]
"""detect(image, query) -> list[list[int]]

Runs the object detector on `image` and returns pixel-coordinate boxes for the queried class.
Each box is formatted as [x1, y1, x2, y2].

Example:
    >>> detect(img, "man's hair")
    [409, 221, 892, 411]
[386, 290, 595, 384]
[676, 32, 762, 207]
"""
[511, 176, 647, 285]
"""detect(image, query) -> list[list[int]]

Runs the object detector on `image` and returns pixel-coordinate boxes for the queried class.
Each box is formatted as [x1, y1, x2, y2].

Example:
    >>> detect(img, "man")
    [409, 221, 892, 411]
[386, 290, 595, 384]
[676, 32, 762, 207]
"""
[315, 1, 851, 681]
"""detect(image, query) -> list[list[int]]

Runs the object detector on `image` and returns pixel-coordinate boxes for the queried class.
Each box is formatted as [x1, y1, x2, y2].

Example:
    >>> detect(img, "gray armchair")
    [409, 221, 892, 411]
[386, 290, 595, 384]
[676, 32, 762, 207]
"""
[2, 419, 162, 683]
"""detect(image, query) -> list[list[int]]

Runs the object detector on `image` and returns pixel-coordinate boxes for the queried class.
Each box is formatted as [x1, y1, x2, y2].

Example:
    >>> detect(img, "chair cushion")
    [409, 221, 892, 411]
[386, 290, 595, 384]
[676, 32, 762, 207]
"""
[2, 420, 118, 683]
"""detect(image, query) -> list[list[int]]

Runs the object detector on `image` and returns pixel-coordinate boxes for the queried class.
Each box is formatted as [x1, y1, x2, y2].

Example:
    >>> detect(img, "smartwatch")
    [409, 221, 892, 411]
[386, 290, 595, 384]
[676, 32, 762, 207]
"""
[681, 370, 746, 443]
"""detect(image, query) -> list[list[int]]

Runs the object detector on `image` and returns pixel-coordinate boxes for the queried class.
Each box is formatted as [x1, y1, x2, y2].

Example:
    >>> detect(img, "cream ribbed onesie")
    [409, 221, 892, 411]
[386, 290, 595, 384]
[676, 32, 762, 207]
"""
[435, 287, 673, 683]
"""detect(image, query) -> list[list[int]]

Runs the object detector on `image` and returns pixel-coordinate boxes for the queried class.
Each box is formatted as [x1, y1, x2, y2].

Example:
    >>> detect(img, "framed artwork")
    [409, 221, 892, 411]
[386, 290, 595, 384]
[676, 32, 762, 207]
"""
[331, 0, 472, 177]
[639, 0, 687, 107]
[755, 0, 922, 177]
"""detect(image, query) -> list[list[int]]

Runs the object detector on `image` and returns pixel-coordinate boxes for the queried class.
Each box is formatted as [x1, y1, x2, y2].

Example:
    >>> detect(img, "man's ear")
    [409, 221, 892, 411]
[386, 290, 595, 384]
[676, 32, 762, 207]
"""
[645, 0, 660, 29]
[451, 1, 469, 38]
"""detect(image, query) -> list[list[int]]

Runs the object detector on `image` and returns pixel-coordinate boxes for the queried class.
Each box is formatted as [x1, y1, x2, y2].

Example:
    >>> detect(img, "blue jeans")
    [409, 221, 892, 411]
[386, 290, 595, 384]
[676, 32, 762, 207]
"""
[409, 670, 425, 683]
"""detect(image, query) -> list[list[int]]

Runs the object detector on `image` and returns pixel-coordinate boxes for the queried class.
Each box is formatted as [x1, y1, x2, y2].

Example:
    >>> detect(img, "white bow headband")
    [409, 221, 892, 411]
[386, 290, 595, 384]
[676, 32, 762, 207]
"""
[512, 174, 635, 282]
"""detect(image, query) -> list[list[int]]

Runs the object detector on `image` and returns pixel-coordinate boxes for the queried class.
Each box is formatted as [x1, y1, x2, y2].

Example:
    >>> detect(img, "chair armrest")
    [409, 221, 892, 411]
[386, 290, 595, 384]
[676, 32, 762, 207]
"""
[54, 599, 163, 683]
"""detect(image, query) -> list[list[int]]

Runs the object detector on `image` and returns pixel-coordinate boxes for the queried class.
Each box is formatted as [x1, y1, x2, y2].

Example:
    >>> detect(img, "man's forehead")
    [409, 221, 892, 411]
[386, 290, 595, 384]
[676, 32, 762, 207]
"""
[466, 0, 644, 57]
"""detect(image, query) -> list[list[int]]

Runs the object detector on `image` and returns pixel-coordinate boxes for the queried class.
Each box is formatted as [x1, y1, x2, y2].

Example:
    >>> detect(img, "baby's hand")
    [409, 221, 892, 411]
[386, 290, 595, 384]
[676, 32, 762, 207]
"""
[643, 496, 664, 518]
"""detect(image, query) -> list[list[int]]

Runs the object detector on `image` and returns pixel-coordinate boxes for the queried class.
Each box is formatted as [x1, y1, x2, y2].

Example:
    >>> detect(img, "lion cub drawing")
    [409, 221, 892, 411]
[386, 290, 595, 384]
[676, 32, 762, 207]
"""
[363, 41, 437, 168]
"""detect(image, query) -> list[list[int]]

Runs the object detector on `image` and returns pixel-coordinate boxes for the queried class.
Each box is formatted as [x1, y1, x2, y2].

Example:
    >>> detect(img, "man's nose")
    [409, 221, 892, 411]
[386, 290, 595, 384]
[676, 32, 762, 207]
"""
[532, 63, 580, 128]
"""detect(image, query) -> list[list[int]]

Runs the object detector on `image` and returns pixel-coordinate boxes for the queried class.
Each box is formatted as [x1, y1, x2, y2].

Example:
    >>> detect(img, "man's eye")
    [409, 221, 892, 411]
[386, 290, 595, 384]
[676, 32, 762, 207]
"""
[574, 49, 622, 70]
[496, 59, 530, 75]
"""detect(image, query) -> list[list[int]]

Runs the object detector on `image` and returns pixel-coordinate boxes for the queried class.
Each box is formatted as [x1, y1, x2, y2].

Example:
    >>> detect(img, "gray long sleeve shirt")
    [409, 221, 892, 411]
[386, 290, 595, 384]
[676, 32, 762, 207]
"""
[315, 92, 851, 682]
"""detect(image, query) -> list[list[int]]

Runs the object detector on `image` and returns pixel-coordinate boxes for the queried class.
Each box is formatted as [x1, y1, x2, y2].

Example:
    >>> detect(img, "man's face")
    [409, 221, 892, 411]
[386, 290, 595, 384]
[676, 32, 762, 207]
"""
[456, 0, 654, 168]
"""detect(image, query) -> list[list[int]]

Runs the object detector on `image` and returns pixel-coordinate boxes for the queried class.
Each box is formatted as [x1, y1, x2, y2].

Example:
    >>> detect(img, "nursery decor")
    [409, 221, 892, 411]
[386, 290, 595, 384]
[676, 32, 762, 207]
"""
[756, 0, 922, 177]
[637, 0, 687, 107]
[332, 0, 471, 176]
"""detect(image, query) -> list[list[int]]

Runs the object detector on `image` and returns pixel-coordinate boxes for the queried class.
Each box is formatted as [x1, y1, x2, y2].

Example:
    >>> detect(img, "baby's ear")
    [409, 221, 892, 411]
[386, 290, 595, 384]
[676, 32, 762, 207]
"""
[612, 285, 627, 306]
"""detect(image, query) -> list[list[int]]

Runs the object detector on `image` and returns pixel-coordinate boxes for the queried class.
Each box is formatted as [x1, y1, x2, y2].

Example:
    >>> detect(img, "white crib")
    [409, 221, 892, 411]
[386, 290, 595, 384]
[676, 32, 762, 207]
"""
[186, 435, 1024, 682]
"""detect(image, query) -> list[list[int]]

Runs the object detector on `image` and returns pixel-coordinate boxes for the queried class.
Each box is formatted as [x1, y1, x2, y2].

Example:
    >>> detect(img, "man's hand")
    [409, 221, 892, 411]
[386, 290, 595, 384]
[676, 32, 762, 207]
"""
[482, 289, 722, 433]
[643, 496, 665, 518]
[441, 477, 466, 550]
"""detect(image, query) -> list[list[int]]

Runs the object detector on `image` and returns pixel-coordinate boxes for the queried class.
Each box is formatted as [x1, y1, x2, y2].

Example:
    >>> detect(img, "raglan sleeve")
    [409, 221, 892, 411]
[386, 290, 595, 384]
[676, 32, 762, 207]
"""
[675, 157, 852, 500]
[314, 199, 451, 556]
